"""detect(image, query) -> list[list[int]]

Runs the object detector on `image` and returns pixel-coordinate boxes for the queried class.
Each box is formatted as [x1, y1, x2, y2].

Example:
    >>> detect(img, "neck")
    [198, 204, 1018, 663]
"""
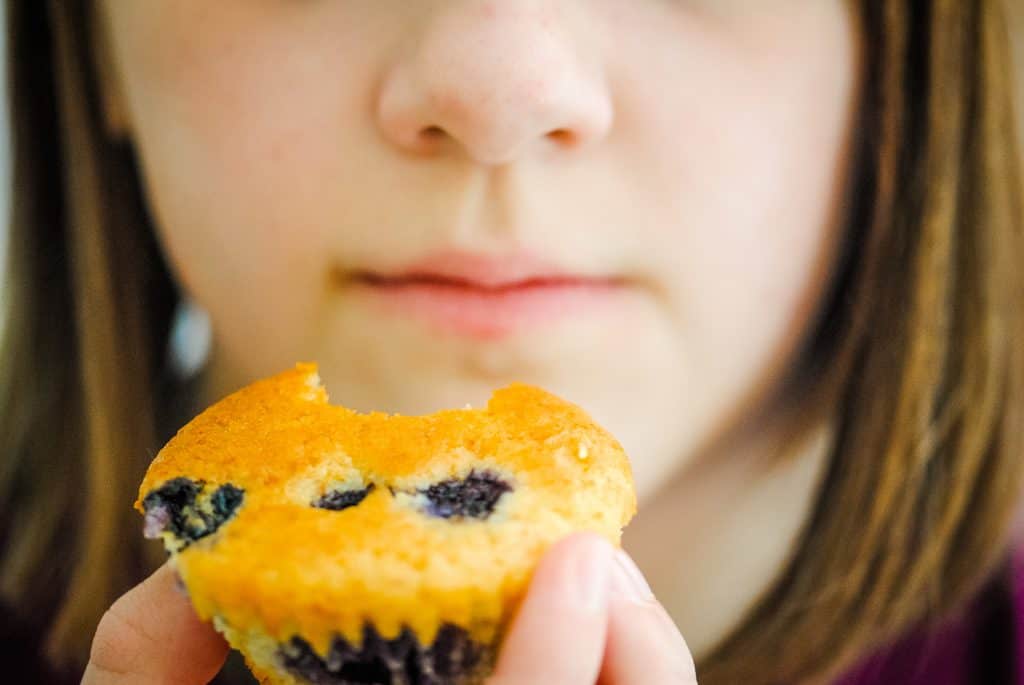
[623, 414, 832, 661]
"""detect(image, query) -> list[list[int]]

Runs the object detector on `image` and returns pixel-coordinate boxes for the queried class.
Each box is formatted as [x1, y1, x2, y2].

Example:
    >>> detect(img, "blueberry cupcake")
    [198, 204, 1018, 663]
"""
[137, 363, 636, 685]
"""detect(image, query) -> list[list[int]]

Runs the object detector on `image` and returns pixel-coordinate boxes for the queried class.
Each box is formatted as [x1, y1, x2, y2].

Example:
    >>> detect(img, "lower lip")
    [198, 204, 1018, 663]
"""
[351, 278, 629, 339]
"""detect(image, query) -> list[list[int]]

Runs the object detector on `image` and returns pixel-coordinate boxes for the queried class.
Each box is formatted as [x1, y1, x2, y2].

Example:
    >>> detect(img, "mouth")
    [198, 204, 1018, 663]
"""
[335, 250, 632, 339]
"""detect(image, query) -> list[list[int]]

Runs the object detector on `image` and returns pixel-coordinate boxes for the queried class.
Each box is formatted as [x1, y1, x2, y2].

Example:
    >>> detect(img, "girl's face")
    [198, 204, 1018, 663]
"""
[98, 2, 859, 498]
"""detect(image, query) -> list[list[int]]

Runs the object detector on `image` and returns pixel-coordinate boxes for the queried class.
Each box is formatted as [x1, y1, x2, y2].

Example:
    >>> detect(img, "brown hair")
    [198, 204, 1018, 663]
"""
[0, 0, 177, 666]
[1, 1, 1021, 683]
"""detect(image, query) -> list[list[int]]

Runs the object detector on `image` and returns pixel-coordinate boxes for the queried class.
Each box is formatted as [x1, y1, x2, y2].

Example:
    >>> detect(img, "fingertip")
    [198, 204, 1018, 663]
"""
[551, 530, 617, 560]
[532, 531, 616, 605]
[84, 563, 229, 684]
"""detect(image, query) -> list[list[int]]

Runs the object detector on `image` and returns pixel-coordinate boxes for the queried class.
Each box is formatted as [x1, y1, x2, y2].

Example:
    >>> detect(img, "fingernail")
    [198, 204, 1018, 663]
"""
[572, 536, 614, 612]
[611, 548, 654, 602]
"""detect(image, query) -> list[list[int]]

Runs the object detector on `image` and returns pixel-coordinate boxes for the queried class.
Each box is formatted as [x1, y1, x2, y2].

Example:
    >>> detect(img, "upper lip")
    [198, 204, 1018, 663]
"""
[354, 249, 616, 290]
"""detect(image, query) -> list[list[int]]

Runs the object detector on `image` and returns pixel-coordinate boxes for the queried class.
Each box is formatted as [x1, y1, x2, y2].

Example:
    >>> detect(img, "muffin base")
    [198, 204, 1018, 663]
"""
[214, 616, 494, 685]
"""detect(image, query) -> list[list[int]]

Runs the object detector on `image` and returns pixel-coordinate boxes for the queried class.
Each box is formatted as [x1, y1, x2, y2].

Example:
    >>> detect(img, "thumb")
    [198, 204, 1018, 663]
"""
[82, 562, 229, 685]
[488, 532, 615, 685]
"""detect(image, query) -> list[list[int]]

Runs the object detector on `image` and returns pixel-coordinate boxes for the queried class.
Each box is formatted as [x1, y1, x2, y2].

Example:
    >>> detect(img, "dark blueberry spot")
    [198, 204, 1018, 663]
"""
[211, 483, 244, 518]
[314, 483, 376, 511]
[141, 477, 245, 546]
[420, 470, 512, 520]
[279, 622, 484, 685]
[143, 477, 202, 516]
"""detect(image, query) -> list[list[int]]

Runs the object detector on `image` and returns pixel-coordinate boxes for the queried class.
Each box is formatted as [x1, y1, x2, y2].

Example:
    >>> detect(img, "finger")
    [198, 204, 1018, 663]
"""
[600, 548, 698, 684]
[488, 532, 615, 685]
[83, 562, 229, 685]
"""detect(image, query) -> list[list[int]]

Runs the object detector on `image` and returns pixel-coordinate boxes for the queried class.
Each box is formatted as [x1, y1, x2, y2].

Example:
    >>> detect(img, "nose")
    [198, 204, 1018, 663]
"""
[375, 2, 613, 166]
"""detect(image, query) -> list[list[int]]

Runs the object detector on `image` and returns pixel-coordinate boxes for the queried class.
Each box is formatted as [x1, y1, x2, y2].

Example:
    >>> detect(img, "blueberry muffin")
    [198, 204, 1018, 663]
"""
[137, 363, 636, 684]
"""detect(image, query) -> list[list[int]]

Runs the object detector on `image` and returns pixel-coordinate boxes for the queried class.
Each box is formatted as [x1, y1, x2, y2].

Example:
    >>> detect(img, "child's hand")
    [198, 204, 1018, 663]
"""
[83, 533, 695, 684]
[489, 532, 697, 684]
[82, 562, 229, 684]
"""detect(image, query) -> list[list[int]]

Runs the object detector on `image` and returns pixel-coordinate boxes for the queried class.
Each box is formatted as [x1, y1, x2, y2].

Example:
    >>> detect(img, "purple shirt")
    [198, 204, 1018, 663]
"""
[832, 547, 1022, 684]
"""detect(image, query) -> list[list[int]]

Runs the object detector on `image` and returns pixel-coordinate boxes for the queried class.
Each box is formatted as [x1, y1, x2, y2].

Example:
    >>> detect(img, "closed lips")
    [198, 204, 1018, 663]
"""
[354, 272, 623, 291]
[335, 251, 630, 339]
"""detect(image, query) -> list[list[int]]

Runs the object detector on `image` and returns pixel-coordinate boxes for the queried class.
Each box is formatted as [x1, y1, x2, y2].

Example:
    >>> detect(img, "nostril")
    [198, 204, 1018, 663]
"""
[547, 128, 576, 146]
[406, 125, 449, 155]
[417, 125, 448, 148]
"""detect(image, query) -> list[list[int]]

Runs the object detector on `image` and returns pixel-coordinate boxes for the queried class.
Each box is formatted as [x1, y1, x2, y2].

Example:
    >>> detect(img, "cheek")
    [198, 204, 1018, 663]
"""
[621, 1, 857, 417]
[135, 116, 326, 373]
[107, 4, 380, 372]
[132, 107, 338, 385]
[676, 110, 849, 393]
[119, 25, 340, 275]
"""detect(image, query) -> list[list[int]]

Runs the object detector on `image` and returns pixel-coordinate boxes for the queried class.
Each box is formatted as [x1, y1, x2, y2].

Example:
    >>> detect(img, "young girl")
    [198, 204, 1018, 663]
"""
[2, 1, 1022, 683]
